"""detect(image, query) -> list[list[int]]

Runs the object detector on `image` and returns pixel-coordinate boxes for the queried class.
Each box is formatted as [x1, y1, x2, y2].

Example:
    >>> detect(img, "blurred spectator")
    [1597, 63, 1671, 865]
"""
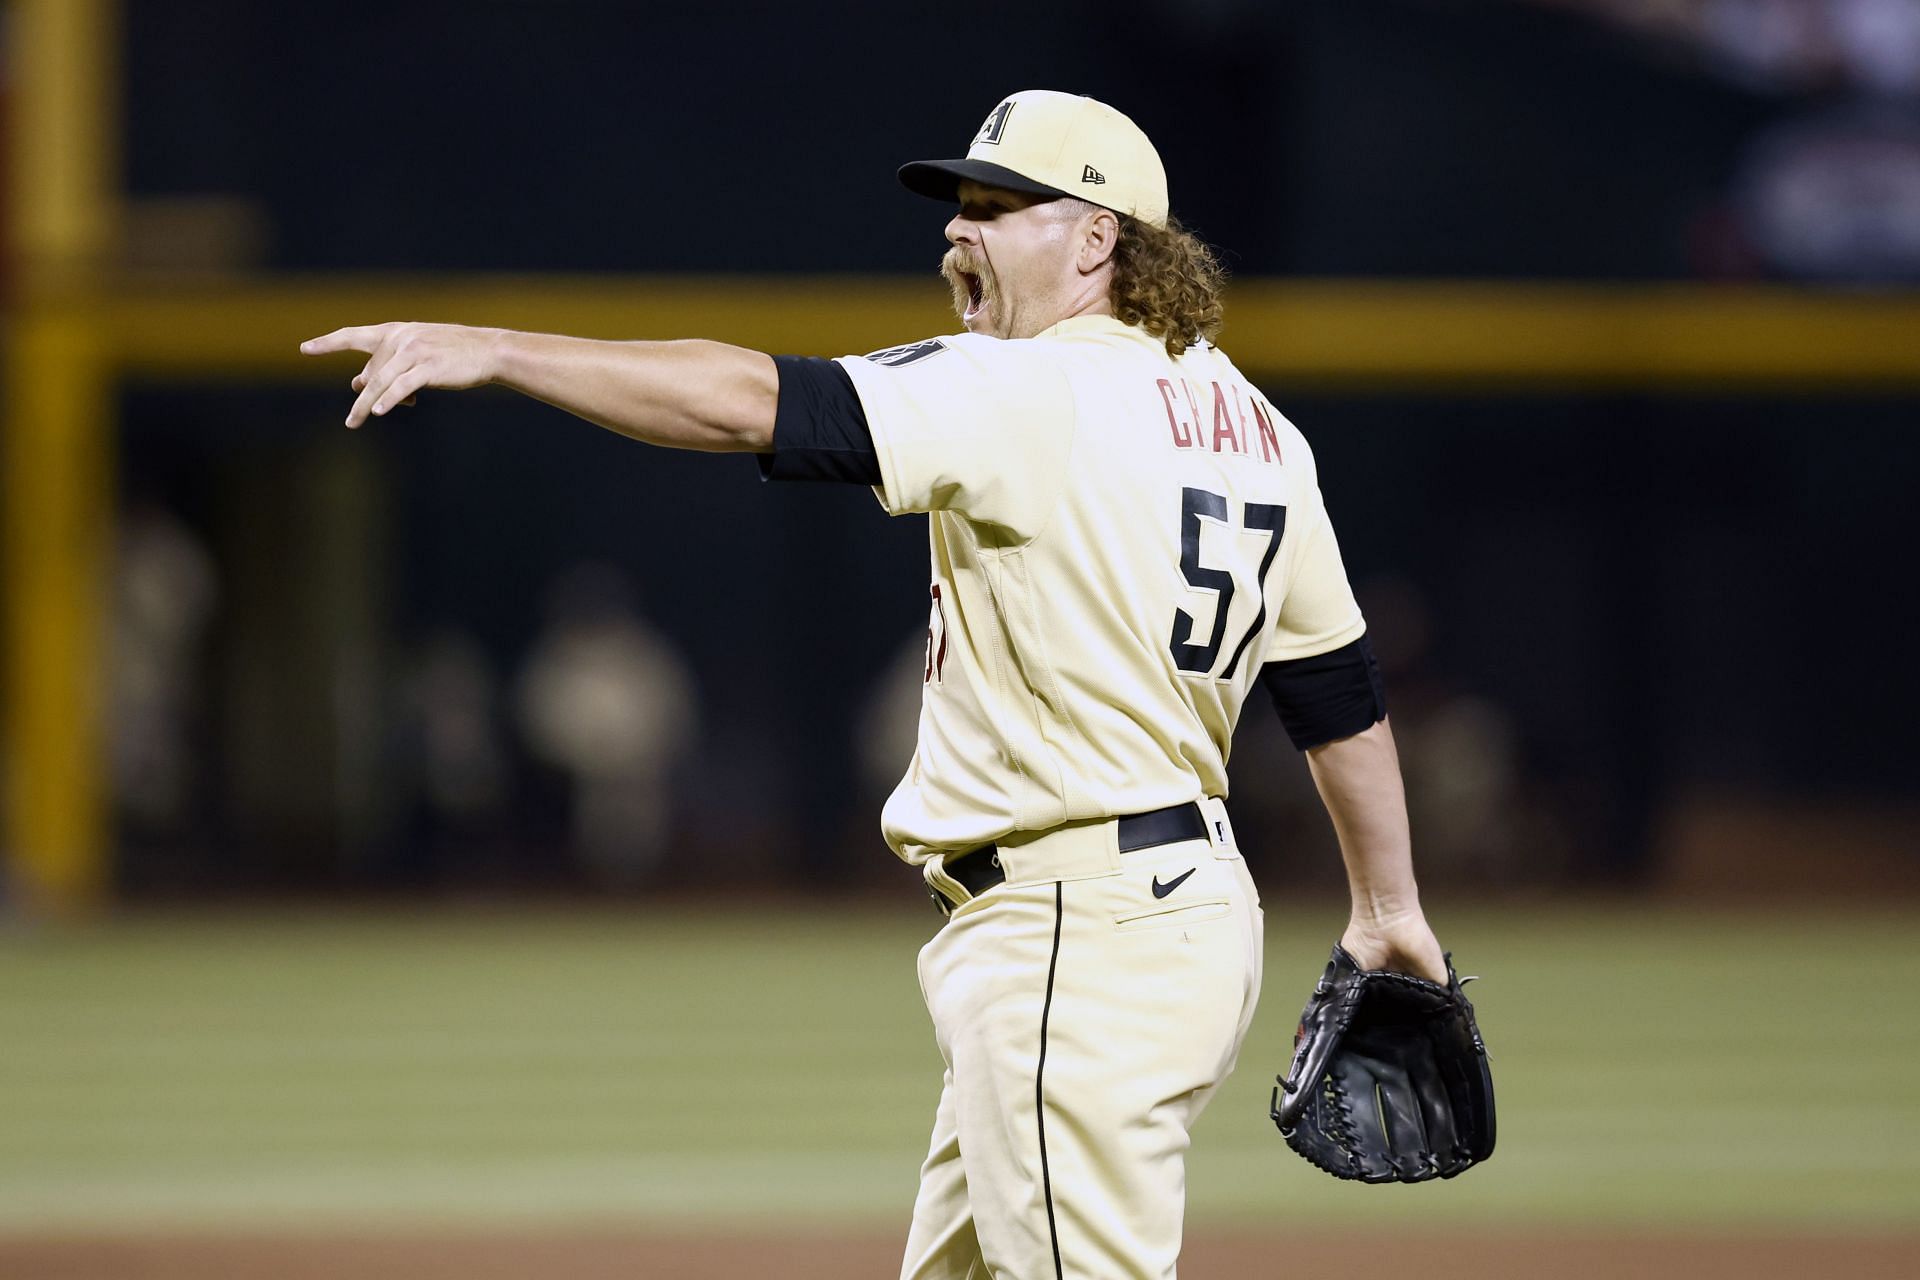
[1730, 100, 1920, 279]
[109, 500, 219, 831]
[402, 629, 510, 830]
[514, 564, 697, 886]
[1356, 576, 1563, 886]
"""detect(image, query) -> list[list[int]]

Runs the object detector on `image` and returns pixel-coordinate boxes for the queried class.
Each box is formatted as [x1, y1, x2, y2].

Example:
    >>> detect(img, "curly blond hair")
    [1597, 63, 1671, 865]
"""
[1110, 214, 1227, 358]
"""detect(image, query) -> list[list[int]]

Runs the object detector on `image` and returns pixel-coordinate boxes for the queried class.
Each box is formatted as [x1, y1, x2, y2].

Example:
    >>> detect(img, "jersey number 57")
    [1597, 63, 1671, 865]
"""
[1169, 486, 1286, 681]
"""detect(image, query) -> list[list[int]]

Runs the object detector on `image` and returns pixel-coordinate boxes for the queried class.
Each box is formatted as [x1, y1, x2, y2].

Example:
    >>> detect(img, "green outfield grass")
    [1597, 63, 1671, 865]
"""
[2, 901, 1916, 1235]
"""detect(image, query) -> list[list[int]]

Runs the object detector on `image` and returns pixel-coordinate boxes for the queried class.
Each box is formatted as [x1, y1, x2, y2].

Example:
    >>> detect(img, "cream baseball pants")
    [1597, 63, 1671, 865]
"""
[900, 797, 1264, 1280]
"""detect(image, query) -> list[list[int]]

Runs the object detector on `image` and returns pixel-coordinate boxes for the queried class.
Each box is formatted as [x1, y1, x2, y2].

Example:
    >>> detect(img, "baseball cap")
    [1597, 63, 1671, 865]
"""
[898, 90, 1170, 229]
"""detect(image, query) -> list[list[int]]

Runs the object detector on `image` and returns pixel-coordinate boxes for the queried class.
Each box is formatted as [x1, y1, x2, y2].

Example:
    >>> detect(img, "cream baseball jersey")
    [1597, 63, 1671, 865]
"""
[836, 314, 1366, 864]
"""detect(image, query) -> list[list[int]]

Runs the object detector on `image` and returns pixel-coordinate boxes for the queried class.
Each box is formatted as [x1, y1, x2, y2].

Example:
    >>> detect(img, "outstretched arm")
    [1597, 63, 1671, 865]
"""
[299, 322, 778, 450]
[1305, 717, 1449, 983]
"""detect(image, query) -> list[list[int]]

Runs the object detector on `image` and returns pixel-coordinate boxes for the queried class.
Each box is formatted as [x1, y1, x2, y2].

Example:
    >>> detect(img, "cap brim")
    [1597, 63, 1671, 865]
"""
[897, 158, 1071, 204]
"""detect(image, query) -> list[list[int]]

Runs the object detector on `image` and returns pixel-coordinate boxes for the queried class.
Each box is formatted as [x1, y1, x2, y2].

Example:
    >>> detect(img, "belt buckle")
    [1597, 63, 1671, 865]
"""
[929, 886, 954, 918]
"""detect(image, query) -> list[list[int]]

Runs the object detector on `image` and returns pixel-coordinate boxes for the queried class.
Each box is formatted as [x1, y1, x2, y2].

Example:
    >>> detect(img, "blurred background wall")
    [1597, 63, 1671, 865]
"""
[4, 0, 1918, 915]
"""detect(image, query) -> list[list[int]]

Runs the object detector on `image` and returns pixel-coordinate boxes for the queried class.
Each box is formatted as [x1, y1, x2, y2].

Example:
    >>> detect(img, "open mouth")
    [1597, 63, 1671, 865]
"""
[943, 250, 991, 327]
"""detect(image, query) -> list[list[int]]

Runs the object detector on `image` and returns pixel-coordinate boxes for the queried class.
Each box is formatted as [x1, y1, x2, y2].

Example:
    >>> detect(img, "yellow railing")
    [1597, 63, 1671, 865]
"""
[75, 274, 1920, 386]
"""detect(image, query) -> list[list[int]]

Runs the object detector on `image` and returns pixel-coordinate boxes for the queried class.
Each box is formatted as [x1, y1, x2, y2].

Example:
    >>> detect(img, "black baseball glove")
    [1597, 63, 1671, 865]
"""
[1269, 943, 1495, 1183]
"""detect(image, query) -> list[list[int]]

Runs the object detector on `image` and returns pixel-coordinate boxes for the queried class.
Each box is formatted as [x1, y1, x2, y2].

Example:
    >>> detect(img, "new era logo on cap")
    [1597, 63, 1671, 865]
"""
[1082, 164, 1105, 185]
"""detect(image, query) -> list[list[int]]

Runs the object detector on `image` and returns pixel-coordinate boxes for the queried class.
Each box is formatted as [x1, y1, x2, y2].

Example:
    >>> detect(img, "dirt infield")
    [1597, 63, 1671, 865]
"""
[4, 1229, 1916, 1280]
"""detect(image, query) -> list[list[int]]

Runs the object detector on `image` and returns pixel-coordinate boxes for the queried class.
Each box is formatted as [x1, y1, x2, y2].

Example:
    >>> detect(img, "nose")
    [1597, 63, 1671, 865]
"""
[945, 212, 978, 247]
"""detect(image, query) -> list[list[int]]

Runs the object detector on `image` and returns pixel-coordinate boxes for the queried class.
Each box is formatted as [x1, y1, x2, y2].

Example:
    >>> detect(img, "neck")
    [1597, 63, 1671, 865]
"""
[1017, 280, 1111, 337]
[1060, 277, 1114, 321]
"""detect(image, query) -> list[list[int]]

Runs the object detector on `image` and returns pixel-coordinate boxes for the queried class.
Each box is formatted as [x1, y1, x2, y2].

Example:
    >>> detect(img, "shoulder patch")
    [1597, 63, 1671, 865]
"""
[864, 339, 949, 368]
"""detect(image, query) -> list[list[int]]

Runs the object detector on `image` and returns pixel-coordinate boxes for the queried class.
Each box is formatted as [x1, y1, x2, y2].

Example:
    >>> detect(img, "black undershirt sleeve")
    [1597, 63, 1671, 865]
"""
[755, 355, 881, 485]
[1259, 633, 1388, 751]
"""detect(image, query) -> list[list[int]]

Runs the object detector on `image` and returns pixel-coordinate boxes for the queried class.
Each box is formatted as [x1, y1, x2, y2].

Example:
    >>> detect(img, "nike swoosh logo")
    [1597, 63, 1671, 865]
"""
[1152, 869, 1196, 899]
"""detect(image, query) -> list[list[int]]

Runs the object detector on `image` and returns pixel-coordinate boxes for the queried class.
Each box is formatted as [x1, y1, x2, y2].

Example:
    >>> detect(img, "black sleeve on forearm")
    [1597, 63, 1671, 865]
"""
[1259, 633, 1388, 751]
[754, 355, 881, 484]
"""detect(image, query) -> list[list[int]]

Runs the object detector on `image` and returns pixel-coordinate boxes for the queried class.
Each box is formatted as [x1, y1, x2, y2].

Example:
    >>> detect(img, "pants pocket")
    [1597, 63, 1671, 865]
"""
[1113, 898, 1232, 933]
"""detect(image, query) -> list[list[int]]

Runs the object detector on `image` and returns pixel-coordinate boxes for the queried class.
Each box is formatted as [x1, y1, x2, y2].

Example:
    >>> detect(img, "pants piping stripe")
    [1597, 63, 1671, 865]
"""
[1036, 880, 1065, 1280]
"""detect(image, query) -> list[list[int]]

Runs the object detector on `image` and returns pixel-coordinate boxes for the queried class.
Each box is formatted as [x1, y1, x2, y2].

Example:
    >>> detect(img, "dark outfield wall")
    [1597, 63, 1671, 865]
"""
[124, 0, 1773, 278]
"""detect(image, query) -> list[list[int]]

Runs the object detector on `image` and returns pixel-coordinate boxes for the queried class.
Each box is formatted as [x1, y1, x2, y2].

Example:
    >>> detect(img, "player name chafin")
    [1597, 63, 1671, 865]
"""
[1155, 377, 1284, 464]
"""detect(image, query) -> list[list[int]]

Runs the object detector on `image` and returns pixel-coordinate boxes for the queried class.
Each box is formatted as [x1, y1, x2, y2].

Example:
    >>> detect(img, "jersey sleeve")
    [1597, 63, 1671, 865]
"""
[1267, 489, 1367, 662]
[834, 335, 1077, 539]
[757, 356, 879, 484]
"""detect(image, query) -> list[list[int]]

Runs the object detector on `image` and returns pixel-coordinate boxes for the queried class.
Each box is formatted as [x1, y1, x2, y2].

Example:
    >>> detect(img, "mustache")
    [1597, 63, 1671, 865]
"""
[941, 248, 991, 292]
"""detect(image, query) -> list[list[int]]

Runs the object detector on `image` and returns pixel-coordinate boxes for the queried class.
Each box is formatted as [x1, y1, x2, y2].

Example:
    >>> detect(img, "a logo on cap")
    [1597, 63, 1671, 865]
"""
[1081, 164, 1106, 185]
[975, 101, 1013, 146]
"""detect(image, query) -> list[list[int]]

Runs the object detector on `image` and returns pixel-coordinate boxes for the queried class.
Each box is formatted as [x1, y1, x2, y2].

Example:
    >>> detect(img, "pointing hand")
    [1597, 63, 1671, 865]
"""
[300, 322, 505, 429]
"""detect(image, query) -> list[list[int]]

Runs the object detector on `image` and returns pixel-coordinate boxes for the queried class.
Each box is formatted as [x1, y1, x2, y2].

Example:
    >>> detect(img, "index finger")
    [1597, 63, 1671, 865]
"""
[300, 324, 390, 357]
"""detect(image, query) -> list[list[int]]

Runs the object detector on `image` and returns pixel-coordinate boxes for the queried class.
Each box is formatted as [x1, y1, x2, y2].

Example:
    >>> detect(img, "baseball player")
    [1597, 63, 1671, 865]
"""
[303, 89, 1450, 1279]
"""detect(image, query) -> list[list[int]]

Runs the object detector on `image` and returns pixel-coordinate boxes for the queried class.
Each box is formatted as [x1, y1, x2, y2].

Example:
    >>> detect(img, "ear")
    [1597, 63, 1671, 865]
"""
[1077, 206, 1120, 275]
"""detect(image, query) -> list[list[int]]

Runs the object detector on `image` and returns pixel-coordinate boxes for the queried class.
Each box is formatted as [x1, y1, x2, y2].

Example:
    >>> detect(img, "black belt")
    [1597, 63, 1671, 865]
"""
[933, 801, 1210, 914]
